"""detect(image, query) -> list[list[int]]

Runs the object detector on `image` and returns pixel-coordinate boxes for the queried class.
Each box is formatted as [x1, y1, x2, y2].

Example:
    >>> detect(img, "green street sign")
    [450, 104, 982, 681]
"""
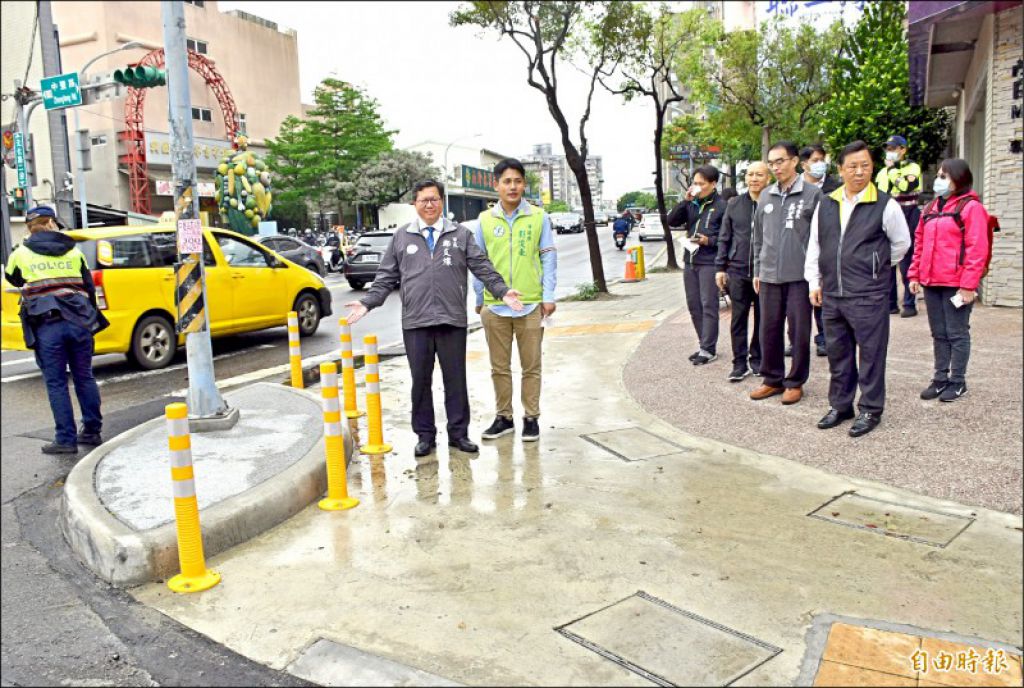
[41, 72, 82, 110]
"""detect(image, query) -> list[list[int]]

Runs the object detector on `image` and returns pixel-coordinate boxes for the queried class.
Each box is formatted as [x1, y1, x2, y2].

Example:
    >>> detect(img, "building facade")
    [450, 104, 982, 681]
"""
[910, 0, 1023, 307]
[521, 143, 603, 210]
[51, 0, 303, 223]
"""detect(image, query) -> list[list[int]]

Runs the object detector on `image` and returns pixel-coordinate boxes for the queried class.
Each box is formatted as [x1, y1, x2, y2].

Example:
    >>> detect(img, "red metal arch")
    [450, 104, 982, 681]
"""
[121, 48, 239, 215]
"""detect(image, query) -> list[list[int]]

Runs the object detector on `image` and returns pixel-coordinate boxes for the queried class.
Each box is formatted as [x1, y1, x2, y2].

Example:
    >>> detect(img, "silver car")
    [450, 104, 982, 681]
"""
[638, 214, 666, 241]
[256, 234, 326, 276]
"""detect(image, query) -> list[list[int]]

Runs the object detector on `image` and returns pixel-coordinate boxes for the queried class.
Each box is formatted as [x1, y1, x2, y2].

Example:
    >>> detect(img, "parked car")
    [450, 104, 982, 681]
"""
[342, 231, 395, 290]
[638, 214, 666, 241]
[1, 225, 332, 370]
[550, 212, 584, 234]
[256, 234, 326, 276]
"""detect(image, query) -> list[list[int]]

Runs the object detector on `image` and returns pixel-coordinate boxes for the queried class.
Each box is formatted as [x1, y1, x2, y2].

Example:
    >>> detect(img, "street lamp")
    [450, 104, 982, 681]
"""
[74, 41, 144, 228]
[443, 132, 482, 222]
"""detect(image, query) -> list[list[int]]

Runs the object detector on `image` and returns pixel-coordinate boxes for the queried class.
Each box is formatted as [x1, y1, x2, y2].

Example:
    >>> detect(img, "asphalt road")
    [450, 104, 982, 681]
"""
[0, 227, 650, 685]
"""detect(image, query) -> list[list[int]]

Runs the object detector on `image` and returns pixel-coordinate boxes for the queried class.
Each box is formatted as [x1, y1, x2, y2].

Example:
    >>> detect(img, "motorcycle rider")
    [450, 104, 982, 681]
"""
[612, 210, 634, 243]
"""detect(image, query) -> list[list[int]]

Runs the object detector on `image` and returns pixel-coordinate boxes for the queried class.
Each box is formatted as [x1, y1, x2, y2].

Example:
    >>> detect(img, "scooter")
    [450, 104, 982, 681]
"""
[614, 230, 628, 250]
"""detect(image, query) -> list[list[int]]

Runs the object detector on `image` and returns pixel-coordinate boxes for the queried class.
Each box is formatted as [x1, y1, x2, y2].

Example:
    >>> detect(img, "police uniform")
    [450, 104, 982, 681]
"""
[875, 151, 922, 313]
[4, 207, 108, 452]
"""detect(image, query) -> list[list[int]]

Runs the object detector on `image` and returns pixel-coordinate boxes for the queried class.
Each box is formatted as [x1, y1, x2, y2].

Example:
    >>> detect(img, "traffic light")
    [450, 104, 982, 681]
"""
[12, 187, 25, 212]
[113, 66, 166, 88]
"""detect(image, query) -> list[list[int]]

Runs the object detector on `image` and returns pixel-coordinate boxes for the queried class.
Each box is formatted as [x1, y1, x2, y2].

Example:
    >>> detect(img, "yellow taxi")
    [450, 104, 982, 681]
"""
[2, 225, 332, 369]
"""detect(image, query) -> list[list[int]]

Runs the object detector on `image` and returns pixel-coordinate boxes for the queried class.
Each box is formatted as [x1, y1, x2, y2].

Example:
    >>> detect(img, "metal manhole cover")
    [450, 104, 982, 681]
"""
[580, 427, 690, 462]
[555, 591, 781, 686]
[807, 492, 974, 548]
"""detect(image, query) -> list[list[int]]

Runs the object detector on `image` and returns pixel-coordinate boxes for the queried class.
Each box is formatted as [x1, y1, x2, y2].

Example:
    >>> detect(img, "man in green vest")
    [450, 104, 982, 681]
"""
[874, 134, 922, 317]
[4, 206, 109, 454]
[473, 158, 557, 442]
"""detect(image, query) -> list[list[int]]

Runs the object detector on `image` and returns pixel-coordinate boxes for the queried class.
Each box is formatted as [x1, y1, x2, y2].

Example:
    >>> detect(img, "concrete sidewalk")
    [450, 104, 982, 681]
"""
[122, 273, 1021, 686]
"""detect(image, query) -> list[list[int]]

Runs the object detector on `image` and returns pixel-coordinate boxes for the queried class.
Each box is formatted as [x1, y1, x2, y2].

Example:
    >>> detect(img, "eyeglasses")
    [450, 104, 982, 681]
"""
[767, 157, 794, 168]
[416, 198, 442, 206]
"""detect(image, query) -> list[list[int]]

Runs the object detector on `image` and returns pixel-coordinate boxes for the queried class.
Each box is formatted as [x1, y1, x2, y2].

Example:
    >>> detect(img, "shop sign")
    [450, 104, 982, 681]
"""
[144, 132, 235, 171]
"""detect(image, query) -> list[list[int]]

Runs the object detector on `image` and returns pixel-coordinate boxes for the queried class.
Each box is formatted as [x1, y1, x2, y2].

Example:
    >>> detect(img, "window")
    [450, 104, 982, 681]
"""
[90, 135, 108, 146]
[356, 235, 393, 249]
[191, 107, 212, 123]
[185, 38, 208, 55]
[151, 232, 216, 267]
[184, 0, 205, 6]
[277, 238, 301, 252]
[216, 234, 271, 268]
[237, 113, 247, 135]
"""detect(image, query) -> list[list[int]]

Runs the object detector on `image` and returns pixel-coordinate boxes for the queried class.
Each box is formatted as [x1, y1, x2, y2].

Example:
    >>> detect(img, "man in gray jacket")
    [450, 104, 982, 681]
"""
[750, 142, 821, 405]
[345, 180, 522, 457]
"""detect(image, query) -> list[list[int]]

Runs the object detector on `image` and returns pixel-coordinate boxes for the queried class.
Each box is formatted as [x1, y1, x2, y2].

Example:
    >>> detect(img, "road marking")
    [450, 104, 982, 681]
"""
[1, 357, 36, 368]
[168, 348, 341, 396]
[1, 343, 275, 385]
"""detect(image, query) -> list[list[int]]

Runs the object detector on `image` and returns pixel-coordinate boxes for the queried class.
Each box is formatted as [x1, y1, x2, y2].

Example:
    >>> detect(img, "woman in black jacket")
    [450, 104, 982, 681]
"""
[715, 162, 770, 381]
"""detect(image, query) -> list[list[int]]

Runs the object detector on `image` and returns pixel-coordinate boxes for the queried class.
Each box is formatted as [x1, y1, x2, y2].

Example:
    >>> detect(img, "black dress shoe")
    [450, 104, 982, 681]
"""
[77, 432, 104, 447]
[414, 440, 436, 457]
[817, 407, 855, 429]
[42, 442, 78, 455]
[448, 437, 479, 453]
[848, 412, 881, 437]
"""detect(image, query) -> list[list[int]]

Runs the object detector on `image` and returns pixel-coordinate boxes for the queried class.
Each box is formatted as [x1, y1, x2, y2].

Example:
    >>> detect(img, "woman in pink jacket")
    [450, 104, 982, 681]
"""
[908, 158, 991, 403]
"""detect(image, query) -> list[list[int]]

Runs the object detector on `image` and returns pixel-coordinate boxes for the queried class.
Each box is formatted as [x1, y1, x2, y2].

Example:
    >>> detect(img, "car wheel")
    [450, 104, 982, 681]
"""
[306, 262, 323, 276]
[293, 292, 321, 336]
[129, 314, 176, 370]
[347, 280, 364, 290]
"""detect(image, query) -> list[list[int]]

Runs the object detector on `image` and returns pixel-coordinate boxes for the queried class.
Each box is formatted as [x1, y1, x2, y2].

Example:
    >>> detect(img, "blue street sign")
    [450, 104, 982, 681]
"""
[13, 132, 26, 187]
[41, 72, 82, 110]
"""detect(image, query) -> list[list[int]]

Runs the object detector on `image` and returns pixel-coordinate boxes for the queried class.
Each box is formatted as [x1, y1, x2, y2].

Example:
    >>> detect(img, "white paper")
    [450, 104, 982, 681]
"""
[177, 218, 203, 255]
[950, 292, 965, 309]
[682, 238, 700, 253]
[541, 316, 555, 328]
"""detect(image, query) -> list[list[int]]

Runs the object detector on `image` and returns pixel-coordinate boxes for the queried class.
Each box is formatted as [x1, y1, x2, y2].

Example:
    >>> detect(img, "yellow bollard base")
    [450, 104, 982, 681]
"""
[345, 410, 366, 419]
[360, 443, 393, 455]
[319, 496, 360, 511]
[168, 569, 221, 594]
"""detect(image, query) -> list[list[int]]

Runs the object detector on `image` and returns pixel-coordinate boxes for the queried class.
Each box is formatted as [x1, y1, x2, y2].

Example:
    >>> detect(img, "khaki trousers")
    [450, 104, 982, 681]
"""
[480, 307, 544, 419]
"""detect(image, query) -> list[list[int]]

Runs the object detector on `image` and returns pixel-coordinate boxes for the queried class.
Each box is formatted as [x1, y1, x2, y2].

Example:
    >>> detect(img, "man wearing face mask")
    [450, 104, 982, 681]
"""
[800, 145, 839, 357]
[874, 135, 922, 317]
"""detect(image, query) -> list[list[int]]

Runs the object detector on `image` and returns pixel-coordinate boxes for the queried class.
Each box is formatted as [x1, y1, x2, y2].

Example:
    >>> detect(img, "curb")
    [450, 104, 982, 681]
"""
[60, 382, 352, 588]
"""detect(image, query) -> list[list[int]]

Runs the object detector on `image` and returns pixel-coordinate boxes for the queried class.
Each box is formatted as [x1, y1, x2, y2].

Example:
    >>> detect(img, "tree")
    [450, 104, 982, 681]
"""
[821, 1, 950, 169]
[681, 14, 843, 159]
[544, 200, 570, 213]
[451, 1, 641, 293]
[335, 150, 440, 225]
[598, 4, 689, 269]
[265, 78, 395, 222]
[616, 190, 658, 211]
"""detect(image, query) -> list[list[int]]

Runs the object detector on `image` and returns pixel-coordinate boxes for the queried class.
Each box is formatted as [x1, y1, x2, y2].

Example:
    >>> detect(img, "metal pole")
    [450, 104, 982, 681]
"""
[15, 100, 33, 209]
[74, 107, 88, 229]
[162, 0, 230, 421]
[38, 0, 74, 229]
[1, 155, 11, 262]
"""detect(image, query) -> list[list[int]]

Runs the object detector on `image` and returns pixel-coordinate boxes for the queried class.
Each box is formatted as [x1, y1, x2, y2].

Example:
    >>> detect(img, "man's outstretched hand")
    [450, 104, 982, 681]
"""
[344, 301, 369, 324]
[503, 289, 524, 312]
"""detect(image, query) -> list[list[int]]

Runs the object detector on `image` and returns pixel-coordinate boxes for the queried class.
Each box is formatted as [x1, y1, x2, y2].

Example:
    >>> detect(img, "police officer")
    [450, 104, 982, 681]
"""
[4, 206, 108, 454]
[874, 135, 922, 317]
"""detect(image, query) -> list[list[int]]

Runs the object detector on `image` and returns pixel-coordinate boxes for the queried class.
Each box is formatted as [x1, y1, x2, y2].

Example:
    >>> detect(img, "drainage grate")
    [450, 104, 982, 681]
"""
[807, 491, 974, 548]
[580, 427, 691, 462]
[555, 591, 782, 686]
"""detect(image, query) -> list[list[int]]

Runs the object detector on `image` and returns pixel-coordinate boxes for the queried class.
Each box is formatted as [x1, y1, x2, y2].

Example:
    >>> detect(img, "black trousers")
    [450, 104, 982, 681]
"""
[683, 263, 720, 354]
[822, 292, 890, 415]
[889, 205, 920, 311]
[403, 325, 470, 442]
[727, 275, 761, 368]
[923, 286, 974, 385]
[759, 280, 811, 389]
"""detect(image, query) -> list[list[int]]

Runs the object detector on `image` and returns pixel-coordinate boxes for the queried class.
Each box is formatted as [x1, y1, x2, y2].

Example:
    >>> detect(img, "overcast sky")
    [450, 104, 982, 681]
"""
[218, 1, 658, 201]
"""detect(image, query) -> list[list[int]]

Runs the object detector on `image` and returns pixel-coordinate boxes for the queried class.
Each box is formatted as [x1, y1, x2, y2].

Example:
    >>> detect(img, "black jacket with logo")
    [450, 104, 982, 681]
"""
[667, 192, 727, 267]
[715, 193, 758, 278]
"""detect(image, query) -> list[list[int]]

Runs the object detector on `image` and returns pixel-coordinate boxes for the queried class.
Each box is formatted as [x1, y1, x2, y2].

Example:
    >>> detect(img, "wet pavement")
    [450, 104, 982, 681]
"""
[124, 273, 1022, 686]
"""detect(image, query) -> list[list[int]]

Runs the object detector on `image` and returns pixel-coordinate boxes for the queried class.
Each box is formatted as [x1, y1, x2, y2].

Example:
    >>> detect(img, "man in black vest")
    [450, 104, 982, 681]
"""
[805, 141, 911, 437]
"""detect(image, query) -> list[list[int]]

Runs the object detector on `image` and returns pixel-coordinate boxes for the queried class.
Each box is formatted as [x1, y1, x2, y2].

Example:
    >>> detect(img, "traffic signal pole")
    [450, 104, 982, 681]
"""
[162, 0, 236, 428]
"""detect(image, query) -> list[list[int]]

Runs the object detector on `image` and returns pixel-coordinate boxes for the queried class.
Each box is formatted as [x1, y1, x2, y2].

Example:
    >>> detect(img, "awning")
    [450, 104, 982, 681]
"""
[909, 1, 1022, 106]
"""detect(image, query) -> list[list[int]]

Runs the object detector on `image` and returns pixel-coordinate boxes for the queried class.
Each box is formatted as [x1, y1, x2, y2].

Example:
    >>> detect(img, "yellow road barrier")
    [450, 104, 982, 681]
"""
[338, 318, 364, 419]
[635, 244, 647, 280]
[164, 403, 220, 593]
[288, 310, 303, 389]
[360, 335, 392, 455]
[318, 362, 359, 511]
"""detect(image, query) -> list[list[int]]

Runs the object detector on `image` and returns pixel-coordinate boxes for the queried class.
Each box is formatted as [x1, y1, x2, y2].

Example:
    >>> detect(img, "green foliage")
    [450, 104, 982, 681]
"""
[335, 150, 440, 207]
[821, 1, 950, 168]
[265, 78, 395, 216]
[616, 191, 657, 212]
[565, 281, 598, 301]
[544, 200, 570, 213]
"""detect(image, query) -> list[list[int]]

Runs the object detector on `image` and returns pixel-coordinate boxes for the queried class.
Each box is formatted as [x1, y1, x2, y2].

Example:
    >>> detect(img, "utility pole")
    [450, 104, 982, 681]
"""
[162, 0, 237, 428]
[37, 0, 74, 229]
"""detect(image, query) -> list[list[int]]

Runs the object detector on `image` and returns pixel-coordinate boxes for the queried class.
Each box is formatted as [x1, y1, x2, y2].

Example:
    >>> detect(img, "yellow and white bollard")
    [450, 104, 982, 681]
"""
[360, 335, 392, 455]
[288, 310, 303, 389]
[318, 362, 359, 511]
[635, 244, 646, 280]
[338, 318, 365, 419]
[165, 403, 221, 593]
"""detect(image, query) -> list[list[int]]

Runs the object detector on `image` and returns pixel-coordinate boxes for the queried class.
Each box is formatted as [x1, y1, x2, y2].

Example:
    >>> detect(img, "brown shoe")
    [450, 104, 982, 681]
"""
[750, 384, 784, 401]
[782, 387, 803, 405]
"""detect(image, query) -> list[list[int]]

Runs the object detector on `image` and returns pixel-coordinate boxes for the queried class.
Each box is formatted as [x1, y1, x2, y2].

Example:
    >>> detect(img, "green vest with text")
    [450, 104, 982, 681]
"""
[8, 245, 88, 284]
[478, 206, 544, 305]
